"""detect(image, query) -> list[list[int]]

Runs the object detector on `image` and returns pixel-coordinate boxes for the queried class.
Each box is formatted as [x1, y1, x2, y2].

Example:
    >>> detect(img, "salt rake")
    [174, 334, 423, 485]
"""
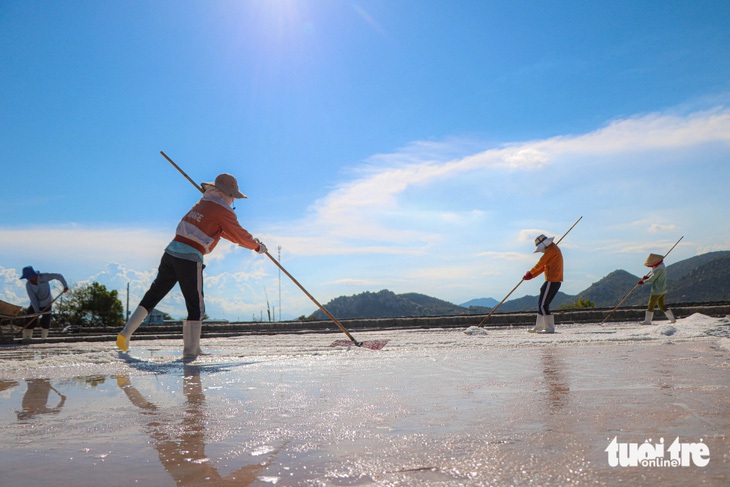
[160, 151, 388, 351]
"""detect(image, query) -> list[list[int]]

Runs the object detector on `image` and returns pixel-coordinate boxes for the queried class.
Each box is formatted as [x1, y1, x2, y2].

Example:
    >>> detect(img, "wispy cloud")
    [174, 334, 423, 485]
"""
[272, 107, 730, 258]
[648, 223, 678, 233]
[0, 225, 169, 275]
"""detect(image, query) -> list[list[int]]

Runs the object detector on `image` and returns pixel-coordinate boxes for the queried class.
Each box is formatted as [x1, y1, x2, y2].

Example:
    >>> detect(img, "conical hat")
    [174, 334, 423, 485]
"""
[644, 253, 663, 267]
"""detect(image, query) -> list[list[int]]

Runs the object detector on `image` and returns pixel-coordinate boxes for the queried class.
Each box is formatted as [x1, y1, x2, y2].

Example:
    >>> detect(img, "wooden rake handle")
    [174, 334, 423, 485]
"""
[160, 150, 363, 346]
[264, 252, 361, 345]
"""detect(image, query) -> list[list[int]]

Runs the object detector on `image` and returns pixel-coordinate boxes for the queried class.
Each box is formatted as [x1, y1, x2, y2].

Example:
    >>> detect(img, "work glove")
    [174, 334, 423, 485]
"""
[523, 271, 533, 281]
[254, 238, 268, 254]
[638, 275, 648, 285]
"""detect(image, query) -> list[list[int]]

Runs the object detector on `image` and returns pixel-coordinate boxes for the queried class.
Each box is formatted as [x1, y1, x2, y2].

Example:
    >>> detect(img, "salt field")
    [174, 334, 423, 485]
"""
[1, 314, 728, 486]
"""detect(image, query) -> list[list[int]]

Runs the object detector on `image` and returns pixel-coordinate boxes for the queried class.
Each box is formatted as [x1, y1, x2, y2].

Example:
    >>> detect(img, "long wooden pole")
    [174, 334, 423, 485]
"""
[159, 151, 364, 346]
[477, 216, 582, 328]
[263, 252, 361, 344]
[601, 235, 684, 324]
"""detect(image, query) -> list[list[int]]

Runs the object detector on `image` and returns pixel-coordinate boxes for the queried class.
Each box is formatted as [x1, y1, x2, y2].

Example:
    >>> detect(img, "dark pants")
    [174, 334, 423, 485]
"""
[538, 281, 561, 316]
[25, 307, 52, 330]
[140, 252, 205, 321]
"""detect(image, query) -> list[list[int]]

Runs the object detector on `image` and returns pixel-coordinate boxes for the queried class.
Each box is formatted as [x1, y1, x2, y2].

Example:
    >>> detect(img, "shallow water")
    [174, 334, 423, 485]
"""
[1, 316, 729, 486]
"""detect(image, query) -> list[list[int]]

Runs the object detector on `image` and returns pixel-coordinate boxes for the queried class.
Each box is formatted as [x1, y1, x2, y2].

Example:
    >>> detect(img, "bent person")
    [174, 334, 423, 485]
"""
[117, 173, 267, 358]
[19, 266, 69, 342]
[523, 234, 563, 334]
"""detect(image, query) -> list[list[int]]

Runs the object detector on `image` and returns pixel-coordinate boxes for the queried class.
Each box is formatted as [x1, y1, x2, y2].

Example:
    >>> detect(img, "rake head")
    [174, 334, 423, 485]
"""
[330, 339, 389, 351]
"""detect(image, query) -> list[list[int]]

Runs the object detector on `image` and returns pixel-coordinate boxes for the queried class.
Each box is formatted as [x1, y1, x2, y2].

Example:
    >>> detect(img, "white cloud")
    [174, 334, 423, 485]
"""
[268, 107, 730, 261]
[517, 229, 552, 244]
[648, 223, 678, 233]
[593, 239, 686, 255]
[475, 251, 533, 262]
[0, 267, 28, 307]
[0, 225, 168, 277]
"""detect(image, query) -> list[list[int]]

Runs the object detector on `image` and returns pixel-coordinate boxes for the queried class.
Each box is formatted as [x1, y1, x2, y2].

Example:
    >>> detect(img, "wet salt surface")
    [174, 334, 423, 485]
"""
[0, 314, 728, 486]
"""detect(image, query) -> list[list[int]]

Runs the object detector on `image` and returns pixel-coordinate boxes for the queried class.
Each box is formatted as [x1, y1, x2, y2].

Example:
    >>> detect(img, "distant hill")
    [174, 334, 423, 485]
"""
[664, 250, 730, 281]
[631, 251, 730, 304]
[575, 269, 643, 307]
[309, 251, 730, 318]
[309, 289, 472, 320]
[460, 297, 499, 308]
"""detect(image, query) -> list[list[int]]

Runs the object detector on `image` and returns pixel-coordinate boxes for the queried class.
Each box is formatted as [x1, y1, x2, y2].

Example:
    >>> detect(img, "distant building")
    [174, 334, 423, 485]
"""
[143, 309, 166, 325]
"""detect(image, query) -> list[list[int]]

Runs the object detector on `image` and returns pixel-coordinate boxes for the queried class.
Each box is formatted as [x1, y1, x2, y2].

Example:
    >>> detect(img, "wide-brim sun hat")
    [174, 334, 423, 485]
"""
[20, 266, 38, 280]
[534, 234, 554, 253]
[644, 253, 664, 267]
[201, 173, 247, 199]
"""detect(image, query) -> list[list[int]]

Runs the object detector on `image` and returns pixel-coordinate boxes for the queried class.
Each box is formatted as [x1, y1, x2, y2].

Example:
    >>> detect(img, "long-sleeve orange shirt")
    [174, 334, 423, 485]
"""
[529, 244, 563, 282]
[172, 195, 259, 256]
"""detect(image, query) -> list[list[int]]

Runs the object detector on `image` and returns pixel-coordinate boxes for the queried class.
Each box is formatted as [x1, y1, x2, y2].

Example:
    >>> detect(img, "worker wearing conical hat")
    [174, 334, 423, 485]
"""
[522, 234, 563, 333]
[638, 253, 676, 325]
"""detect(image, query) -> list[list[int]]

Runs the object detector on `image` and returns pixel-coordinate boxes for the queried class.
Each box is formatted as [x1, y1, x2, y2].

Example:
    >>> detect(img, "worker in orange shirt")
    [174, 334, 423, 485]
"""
[523, 234, 563, 334]
[117, 173, 267, 358]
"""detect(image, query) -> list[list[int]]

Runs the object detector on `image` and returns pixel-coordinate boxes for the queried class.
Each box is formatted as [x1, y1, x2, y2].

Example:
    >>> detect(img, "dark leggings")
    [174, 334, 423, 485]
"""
[140, 252, 205, 321]
[25, 307, 51, 330]
[538, 281, 561, 316]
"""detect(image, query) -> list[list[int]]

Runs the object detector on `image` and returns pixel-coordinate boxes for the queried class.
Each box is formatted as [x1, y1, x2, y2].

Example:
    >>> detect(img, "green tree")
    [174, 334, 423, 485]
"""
[560, 297, 596, 309]
[57, 282, 124, 328]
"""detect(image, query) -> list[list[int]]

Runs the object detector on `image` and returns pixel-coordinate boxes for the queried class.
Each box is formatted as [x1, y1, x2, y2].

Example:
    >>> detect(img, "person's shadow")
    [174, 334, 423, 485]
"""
[117, 365, 276, 486]
[541, 347, 570, 413]
[16, 379, 66, 421]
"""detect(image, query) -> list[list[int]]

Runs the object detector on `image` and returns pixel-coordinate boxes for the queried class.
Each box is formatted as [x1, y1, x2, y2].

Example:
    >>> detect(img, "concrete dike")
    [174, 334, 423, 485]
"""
[9, 301, 729, 344]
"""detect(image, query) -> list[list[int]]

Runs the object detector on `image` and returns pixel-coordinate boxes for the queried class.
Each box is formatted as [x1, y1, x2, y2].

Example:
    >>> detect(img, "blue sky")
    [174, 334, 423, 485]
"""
[2, 1, 729, 321]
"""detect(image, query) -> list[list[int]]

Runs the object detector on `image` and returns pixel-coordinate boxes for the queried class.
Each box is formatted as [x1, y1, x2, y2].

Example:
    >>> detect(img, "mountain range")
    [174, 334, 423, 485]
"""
[309, 250, 730, 319]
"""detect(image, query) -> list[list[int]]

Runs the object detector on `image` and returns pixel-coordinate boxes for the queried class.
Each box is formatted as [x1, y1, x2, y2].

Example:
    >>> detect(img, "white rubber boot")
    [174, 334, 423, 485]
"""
[528, 315, 544, 333]
[641, 311, 654, 325]
[664, 309, 676, 323]
[183, 320, 202, 358]
[41, 329, 49, 340]
[540, 314, 555, 334]
[117, 306, 148, 352]
[22, 328, 33, 344]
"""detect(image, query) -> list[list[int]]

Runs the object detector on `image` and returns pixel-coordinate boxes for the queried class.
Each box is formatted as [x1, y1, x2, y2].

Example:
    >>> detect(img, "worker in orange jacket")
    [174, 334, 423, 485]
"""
[117, 173, 266, 358]
[523, 234, 563, 333]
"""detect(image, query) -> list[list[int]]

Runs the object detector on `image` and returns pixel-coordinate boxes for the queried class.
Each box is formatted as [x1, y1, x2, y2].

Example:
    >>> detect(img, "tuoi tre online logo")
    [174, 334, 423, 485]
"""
[605, 437, 710, 467]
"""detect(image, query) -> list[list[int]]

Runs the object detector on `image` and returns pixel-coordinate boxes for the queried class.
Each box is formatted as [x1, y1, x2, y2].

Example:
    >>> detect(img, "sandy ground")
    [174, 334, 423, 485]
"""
[0, 314, 728, 486]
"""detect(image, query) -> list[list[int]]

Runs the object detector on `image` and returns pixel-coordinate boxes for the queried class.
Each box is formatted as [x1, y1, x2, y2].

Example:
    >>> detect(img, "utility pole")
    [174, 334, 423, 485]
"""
[278, 245, 282, 321]
[126, 282, 130, 320]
